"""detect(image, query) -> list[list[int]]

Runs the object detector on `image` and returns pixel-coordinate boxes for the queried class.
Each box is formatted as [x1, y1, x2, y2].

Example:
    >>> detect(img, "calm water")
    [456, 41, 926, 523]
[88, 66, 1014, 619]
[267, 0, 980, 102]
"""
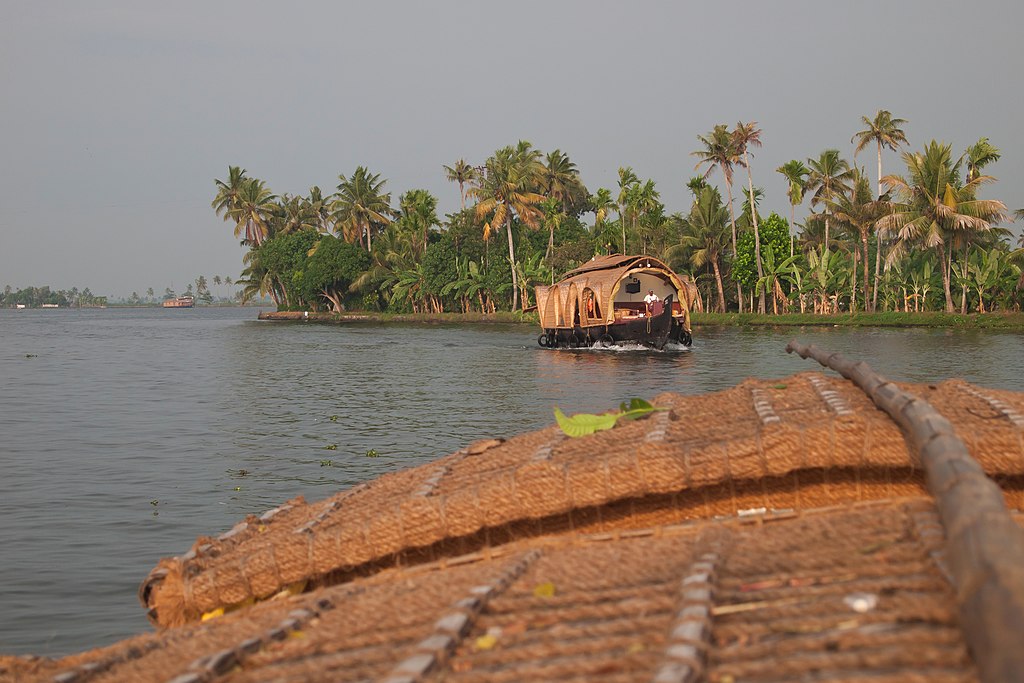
[1, 307, 1021, 656]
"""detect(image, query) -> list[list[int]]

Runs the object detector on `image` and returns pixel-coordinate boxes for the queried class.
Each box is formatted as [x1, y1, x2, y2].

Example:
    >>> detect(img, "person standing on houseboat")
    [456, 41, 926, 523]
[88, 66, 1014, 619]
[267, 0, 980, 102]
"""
[644, 289, 659, 315]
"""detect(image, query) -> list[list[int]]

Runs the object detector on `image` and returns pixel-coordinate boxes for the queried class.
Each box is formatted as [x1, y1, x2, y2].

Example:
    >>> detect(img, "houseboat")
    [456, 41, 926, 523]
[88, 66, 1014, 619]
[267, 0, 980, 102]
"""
[162, 295, 195, 309]
[535, 254, 696, 349]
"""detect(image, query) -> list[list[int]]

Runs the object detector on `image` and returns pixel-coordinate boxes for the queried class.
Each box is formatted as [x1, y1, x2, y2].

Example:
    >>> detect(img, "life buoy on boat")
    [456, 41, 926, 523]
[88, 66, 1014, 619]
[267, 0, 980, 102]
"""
[678, 329, 692, 346]
[567, 334, 580, 348]
[598, 334, 615, 347]
[538, 333, 549, 347]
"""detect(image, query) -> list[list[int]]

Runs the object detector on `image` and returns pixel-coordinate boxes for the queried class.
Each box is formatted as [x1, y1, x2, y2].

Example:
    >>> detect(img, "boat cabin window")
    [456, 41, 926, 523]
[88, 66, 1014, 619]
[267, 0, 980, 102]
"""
[583, 288, 600, 319]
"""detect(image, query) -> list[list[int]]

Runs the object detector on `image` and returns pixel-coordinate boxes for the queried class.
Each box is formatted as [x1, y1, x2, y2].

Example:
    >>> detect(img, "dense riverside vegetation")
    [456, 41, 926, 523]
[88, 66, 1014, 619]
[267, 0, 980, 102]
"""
[214, 112, 1023, 317]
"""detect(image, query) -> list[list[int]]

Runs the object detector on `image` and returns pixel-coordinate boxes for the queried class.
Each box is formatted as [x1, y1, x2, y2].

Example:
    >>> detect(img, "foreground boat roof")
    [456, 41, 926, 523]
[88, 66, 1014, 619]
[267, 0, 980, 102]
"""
[4, 344, 1024, 682]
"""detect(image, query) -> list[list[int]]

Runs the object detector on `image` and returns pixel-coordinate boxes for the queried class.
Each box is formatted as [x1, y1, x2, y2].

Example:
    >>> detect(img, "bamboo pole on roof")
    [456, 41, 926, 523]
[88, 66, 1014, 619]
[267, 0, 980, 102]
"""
[786, 340, 1024, 683]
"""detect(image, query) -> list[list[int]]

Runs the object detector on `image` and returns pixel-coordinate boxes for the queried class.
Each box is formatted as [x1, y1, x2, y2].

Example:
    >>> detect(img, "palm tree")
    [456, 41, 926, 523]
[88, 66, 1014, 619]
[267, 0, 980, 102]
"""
[852, 111, 908, 310]
[693, 125, 741, 256]
[754, 244, 799, 315]
[852, 111, 909, 197]
[307, 186, 332, 233]
[806, 149, 854, 250]
[877, 140, 1008, 312]
[806, 246, 847, 314]
[212, 165, 248, 227]
[443, 159, 478, 210]
[694, 124, 745, 311]
[540, 197, 563, 269]
[332, 167, 393, 252]
[671, 185, 730, 312]
[625, 179, 662, 254]
[213, 168, 277, 247]
[686, 176, 708, 199]
[442, 259, 490, 313]
[231, 178, 278, 246]
[349, 224, 411, 303]
[733, 121, 766, 313]
[397, 189, 440, 258]
[277, 194, 319, 236]
[468, 143, 545, 311]
[616, 167, 639, 253]
[776, 160, 809, 227]
[962, 137, 1001, 183]
[826, 169, 881, 311]
[238, 250, 279, 306]
[540, 150, 586, 213]
[590, 188, 615, 232]
[515, 252, 551, 310]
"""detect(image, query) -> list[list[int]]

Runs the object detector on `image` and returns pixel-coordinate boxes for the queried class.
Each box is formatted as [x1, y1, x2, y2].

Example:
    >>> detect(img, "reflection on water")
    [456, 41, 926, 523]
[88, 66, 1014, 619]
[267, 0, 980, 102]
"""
[0, 308, 1021, 655]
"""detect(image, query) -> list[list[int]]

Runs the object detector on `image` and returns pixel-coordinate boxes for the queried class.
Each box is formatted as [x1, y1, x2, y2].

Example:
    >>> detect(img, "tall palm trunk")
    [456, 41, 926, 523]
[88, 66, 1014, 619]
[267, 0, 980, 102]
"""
[505, 216, 519, 311]
[850, 249, 858, 312]
[712, 258, 726, 313]
[743, 156, 765, 314]
[938, 243, 954, 312]
[861, 230, 870, 312]
[723, 176, 743, 313]
[871, 140, 884, 312]
[619, 204, 627, 254]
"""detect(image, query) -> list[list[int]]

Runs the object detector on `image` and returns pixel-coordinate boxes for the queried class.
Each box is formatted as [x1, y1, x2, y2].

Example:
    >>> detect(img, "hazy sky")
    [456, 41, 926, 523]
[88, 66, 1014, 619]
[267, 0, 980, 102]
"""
[3, 1, 1022, 298]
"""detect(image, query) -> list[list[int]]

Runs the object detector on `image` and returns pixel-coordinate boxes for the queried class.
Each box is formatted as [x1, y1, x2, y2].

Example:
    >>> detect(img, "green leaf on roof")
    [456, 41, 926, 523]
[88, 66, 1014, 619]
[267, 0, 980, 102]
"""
[555, 399, 667, 438]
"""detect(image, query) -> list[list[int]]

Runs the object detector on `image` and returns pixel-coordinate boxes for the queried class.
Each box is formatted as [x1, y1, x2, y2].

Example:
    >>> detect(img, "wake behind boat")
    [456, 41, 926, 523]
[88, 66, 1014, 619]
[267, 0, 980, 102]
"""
[535, 254, 696, 350]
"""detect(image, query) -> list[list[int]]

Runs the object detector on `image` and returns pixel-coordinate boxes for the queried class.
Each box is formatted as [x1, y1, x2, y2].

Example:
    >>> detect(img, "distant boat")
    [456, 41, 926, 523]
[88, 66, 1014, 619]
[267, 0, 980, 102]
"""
[162, 296, 195, 309]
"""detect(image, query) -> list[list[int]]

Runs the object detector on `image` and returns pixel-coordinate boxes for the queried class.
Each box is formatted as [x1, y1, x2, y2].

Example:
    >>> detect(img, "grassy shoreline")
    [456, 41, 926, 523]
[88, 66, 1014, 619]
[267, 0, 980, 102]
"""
[260, 309, 1024, 330]
[693, 311, 1024, 329]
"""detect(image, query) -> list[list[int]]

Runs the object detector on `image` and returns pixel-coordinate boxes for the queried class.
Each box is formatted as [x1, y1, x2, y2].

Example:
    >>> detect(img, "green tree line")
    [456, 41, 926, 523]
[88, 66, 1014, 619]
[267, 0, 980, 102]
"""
[1, 286, 107, 308]
[2, 277, 242, 308]
[213, 111, 1023, 316]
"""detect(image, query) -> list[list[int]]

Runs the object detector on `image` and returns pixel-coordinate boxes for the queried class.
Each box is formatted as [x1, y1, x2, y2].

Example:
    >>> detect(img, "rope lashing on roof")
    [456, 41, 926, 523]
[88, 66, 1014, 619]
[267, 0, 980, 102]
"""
[786, 340, 1024, 683]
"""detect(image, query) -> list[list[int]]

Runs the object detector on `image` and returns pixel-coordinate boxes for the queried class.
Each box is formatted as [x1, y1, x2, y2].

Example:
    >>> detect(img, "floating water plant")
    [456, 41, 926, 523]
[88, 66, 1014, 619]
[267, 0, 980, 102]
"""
[554, 398, 666, 438]
[320, 459, 333, 467]
[323, 444, 337, 450]
[365, 449, 379, 458]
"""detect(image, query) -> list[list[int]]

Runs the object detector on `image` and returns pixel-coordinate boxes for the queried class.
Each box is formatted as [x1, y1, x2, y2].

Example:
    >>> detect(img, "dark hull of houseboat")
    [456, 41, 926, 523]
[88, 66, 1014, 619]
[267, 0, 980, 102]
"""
[539, 295, 687, 349]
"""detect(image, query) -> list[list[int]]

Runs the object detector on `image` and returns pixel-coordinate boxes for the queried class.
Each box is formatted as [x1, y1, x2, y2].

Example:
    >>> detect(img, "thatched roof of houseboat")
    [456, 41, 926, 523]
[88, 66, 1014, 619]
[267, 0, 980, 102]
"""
[536, 255, 696, 330]
[4, 343, 1024, 683]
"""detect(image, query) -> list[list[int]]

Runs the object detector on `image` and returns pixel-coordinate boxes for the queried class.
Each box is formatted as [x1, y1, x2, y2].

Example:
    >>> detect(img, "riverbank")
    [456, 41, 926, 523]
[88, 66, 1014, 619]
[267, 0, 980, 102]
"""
[258, 309, 1024, 330]
[258, 310, 536, 324]
[695, 311, 1024, 329]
